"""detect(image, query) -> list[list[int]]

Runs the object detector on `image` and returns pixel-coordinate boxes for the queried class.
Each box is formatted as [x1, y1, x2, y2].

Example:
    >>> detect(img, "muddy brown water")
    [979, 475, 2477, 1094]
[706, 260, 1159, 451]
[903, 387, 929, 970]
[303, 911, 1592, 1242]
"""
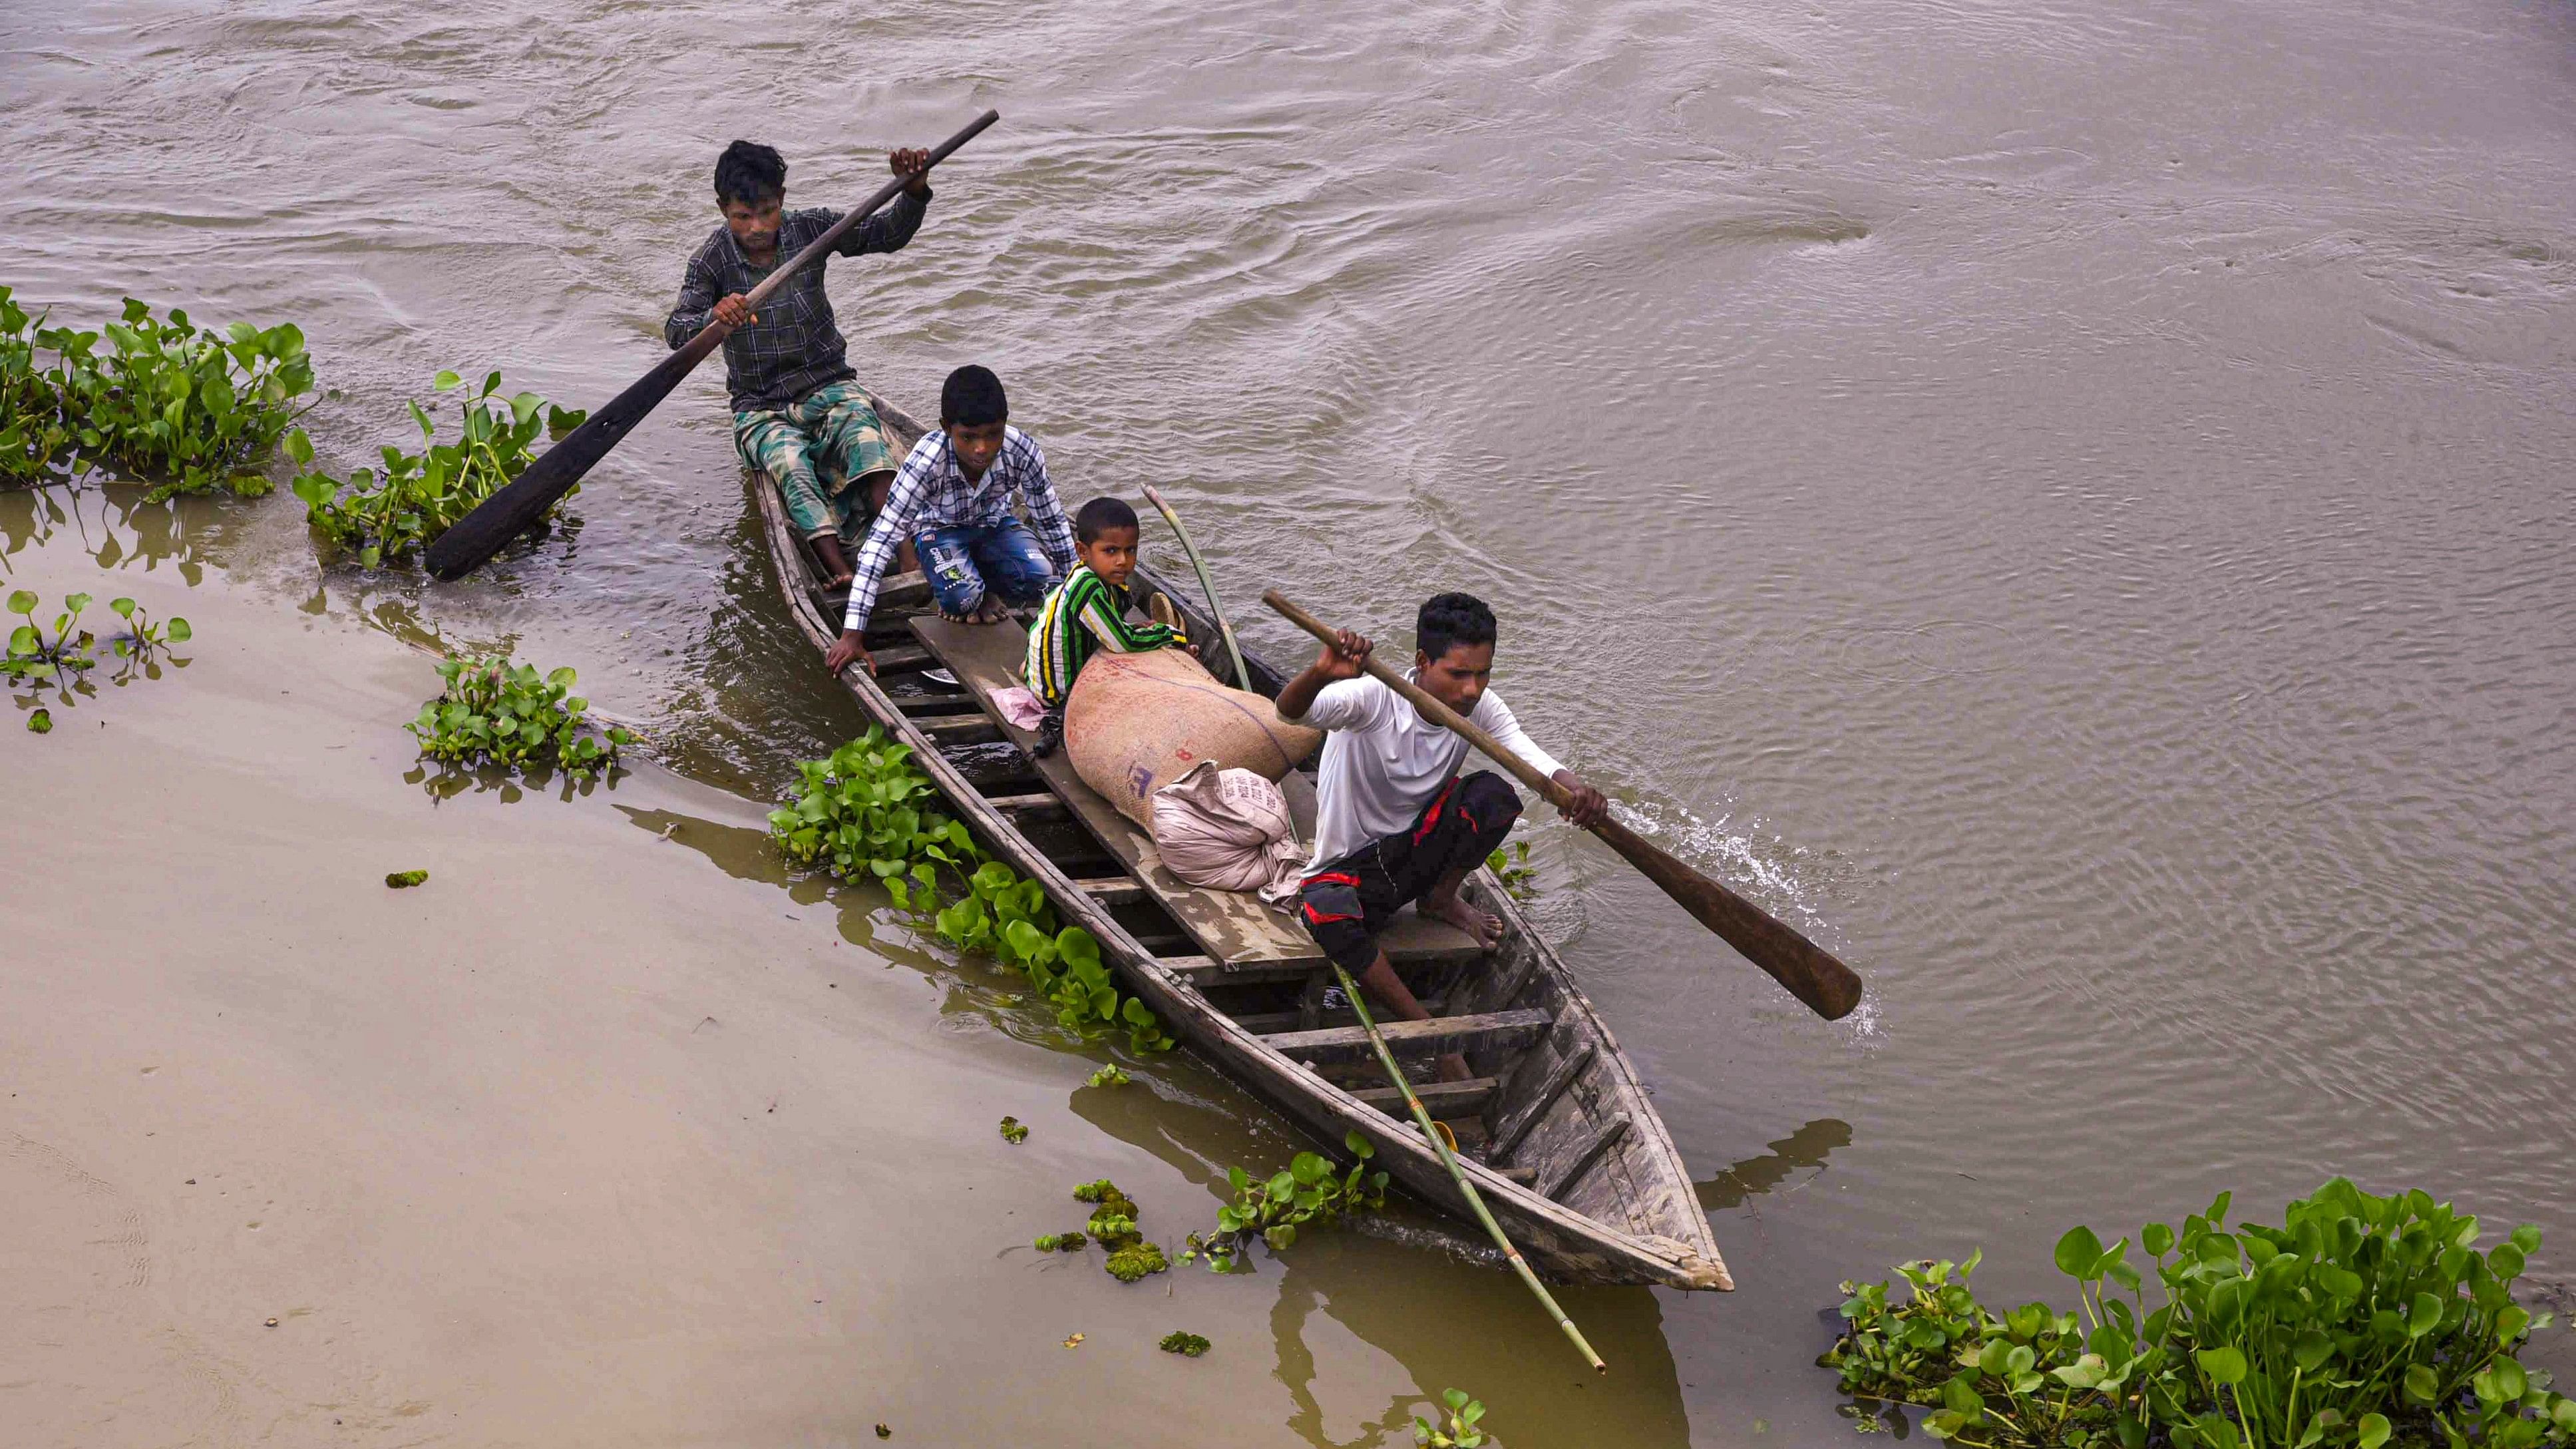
[5, 0, 2574, 1443]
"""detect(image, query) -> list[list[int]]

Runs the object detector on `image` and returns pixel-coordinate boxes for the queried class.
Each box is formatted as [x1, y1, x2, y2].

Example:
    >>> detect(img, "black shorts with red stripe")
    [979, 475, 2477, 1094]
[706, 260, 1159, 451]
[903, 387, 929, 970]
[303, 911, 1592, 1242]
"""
[1295, 771, 1521, 974]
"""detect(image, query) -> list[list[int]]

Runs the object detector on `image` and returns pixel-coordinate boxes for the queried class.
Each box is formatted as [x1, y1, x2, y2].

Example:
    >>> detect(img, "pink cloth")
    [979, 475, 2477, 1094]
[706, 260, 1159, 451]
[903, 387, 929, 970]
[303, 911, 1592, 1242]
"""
[992, 684, 1046, 731]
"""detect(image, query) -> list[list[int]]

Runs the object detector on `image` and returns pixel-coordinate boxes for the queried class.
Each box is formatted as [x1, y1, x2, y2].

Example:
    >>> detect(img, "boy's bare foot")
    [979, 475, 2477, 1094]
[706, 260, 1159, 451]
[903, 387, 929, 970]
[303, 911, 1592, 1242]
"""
[970, 594, 1009, 624]
[1422, 891, 1503, 948]
[807, 536, 854, 589]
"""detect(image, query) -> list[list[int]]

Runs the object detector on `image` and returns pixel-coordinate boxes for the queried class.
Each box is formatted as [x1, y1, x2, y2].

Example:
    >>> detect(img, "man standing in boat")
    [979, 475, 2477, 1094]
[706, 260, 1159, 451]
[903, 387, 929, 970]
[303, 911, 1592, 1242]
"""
[665, 140, 934, 589]
[1276, 593, 1608, 1080]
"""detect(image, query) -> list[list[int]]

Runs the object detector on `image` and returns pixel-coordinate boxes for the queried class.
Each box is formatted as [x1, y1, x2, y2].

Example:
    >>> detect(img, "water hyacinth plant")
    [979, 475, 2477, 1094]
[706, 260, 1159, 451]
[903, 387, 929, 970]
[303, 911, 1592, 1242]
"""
[1414, 1389, 1490, 1448]
[290, 369, 584, 566]
[0, 288, 75, 485]
[3, 290, 314, 495]
[1822, 1178, 2571, 1449]
[408, 654, 632, 779]
[767, 727, 1177, 1055]
[1181, 1132, 1390, 1271]
[6, 588, 191, 702]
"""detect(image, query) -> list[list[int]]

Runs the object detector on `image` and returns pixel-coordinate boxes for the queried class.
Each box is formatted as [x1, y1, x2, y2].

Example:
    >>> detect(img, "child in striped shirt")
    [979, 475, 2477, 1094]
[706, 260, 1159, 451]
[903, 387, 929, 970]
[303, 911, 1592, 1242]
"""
[1023, 497, 1192, 756]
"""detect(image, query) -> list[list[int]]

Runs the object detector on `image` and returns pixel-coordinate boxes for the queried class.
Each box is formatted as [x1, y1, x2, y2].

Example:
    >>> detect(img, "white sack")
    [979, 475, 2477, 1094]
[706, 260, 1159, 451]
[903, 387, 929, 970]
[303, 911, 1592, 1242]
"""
[1150, 760, 1308, 905]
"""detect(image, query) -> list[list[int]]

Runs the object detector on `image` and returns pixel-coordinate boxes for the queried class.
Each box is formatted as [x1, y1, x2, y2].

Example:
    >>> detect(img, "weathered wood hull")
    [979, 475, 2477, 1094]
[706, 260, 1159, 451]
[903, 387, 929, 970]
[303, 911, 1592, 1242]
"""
[748, 390, 1729, 1291]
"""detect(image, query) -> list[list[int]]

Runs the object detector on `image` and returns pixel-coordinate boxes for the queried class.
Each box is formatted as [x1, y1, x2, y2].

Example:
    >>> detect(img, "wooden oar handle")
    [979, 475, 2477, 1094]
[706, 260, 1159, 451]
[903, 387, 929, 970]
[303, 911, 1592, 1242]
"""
[735, 108, 1000, 314]
[1261, 589, 1571, 805]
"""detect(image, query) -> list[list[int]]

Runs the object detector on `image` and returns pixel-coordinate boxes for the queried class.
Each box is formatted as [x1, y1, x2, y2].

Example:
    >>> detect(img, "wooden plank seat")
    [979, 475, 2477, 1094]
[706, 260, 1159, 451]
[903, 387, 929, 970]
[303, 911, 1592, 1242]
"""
[1351, 1076, 1497, 1120]
[907, 614, 1482, 972]
[1259, 1008, 1552, 1064]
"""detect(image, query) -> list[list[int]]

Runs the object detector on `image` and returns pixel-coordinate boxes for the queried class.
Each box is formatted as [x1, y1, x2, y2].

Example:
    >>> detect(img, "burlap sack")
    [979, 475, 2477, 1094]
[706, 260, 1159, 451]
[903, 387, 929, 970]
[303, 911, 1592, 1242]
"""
[1149, 761, 1308, 901]
[1062, 647, 1321, 830]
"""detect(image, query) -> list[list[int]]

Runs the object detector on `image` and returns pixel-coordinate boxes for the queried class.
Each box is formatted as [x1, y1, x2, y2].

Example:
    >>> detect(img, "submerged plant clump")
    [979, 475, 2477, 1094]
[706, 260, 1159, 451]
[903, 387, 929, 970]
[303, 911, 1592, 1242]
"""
[767, 727, 1177, 1054]
[408, 655, 631, 779]
[1068, 1179, 1168, 1284]
[289, 369, 584, 566]
[1181, 1132, 1390, 1271]
[1822, 1178, 2573, 1449]
[1106, 1241, 1170, 1284]
[1159, 1331, 1210, 1358]
[1, 288, 314, 497]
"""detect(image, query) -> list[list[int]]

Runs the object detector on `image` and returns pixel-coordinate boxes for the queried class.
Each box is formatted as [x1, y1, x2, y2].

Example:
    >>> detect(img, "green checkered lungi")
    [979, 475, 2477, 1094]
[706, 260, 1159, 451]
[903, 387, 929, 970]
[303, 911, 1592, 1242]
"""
[733, 379, 901, 543]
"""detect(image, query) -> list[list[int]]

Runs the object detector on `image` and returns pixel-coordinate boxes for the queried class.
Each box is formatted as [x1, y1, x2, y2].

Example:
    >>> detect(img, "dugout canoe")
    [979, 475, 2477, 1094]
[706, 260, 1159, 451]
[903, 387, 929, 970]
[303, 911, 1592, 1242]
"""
[749, 389, 1730, 1291]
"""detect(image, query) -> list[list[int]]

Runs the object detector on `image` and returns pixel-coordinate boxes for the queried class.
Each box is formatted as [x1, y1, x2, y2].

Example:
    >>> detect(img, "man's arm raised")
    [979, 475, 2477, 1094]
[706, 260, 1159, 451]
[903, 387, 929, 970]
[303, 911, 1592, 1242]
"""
[1275, 628, 1372, 724]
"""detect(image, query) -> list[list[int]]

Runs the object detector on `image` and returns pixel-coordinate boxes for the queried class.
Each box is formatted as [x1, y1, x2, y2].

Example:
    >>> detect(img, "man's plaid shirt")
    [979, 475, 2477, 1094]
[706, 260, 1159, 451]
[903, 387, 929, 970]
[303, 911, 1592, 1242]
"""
[664, 190, 928, 412]
[842, 427, 1079, 633]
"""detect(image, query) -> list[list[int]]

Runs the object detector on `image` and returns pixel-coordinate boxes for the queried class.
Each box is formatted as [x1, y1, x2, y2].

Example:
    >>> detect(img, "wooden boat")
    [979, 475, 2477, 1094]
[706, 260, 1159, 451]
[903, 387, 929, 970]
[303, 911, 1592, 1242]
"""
[749, 390, 1730, 1291]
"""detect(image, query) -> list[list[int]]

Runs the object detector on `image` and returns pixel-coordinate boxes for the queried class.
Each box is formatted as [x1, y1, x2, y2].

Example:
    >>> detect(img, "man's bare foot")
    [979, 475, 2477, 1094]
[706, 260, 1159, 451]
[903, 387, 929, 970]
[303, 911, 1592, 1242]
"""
[1435, 1051, 1475, 1084]
[936, 592, 986, 624]
[970, 594, 1009, 624]
[1422, 891, 1503, 948]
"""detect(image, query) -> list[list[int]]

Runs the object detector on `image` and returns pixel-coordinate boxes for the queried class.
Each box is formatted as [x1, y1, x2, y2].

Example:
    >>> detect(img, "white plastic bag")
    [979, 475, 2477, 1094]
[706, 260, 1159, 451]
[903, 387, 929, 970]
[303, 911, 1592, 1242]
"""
[1150, 761, 1308, 905]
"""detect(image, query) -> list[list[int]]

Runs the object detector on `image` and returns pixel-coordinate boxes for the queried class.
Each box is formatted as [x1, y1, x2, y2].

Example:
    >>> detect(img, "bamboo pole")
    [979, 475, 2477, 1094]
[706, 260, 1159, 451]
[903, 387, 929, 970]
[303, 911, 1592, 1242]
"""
[1329, 960, 1608, 1374]
[1139, 485, 1252, 691]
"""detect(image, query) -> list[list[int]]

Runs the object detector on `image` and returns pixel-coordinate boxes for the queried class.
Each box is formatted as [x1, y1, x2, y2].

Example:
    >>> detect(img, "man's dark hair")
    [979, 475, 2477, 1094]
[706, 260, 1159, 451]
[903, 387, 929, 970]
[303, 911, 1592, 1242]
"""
[714, 141, 786, 208]
[941, 365, 1010, 429]
[1417, 592, 1497, 664]
[1075, 497, 1139, 544]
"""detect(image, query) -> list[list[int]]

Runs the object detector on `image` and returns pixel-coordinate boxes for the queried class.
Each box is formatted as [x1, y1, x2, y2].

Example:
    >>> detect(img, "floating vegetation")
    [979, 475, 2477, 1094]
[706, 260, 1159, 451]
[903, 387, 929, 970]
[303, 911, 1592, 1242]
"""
[1181, 1132, 1389, 1271]
[1, 288, 314, 497]
[1032, 1231, 1087, 1253]
[998, 1116, 1028, 1144]
[1086, 1064, 1132, 1088]
[289, 369, 584, 567]
[1821, 1179, 2571, 1449]
[1486, 838, 1537, 901]
[1414, 1389, 1490, 1448]
[769, 728, 1175, 1054]
[1159, 1331, 1210, 1358]
[1105, 1241, 1169, 1284]
[408, 655, 630, 780]
[1061, 1333, 1084, 1349]
[1067, 1179, 1168, 1284]
[7, 588, 193, 712]
[385, 869, 429, 889]
[25, 706, 50, 733]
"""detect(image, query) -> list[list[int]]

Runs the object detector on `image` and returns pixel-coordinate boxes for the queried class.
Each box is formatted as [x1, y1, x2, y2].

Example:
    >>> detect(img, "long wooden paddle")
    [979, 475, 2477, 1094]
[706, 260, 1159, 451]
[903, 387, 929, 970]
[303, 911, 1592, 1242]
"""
[425, 109, 1002, 580]
[1264, 590, 1865, 1021]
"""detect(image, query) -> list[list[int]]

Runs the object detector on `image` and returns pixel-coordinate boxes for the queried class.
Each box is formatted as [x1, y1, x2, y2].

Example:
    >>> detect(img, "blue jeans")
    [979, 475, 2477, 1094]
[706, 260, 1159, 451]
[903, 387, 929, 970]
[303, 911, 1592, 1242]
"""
[916, 518, 1057, 616]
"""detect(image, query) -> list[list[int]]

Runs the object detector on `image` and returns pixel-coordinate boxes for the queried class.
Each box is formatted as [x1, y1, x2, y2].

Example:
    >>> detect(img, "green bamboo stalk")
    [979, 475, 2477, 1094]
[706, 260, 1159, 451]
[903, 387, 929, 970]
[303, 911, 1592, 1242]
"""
[1139, 485, 1252, 691]
[1329, 959, 1608, 1374]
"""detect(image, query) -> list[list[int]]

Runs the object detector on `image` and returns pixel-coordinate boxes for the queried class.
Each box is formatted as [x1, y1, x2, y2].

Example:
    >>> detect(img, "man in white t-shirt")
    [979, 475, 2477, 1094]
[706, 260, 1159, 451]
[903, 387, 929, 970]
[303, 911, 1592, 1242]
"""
[1276, 592, 1608, 1080]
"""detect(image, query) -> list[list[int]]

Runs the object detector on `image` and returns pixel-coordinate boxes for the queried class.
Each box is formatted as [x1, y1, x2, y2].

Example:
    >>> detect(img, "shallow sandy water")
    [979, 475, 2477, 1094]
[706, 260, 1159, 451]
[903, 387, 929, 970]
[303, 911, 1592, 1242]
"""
[1, 491, 1703, 1444]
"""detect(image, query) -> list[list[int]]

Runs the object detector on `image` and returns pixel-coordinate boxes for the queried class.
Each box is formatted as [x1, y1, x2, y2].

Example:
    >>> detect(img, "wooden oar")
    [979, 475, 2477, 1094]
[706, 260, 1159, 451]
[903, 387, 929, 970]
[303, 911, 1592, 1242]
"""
[425, 109, 1002, 580]
[1139, 484, 1252, 690]
[1264, 589, 1865, 1021]
[1330, 961, 1608, 1374]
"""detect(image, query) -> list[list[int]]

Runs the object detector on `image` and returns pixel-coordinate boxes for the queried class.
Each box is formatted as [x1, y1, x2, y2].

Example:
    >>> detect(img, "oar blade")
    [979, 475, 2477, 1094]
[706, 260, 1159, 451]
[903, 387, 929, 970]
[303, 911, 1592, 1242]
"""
[1594, 818, 1864, 1020]
[424, 339, 705, 579]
